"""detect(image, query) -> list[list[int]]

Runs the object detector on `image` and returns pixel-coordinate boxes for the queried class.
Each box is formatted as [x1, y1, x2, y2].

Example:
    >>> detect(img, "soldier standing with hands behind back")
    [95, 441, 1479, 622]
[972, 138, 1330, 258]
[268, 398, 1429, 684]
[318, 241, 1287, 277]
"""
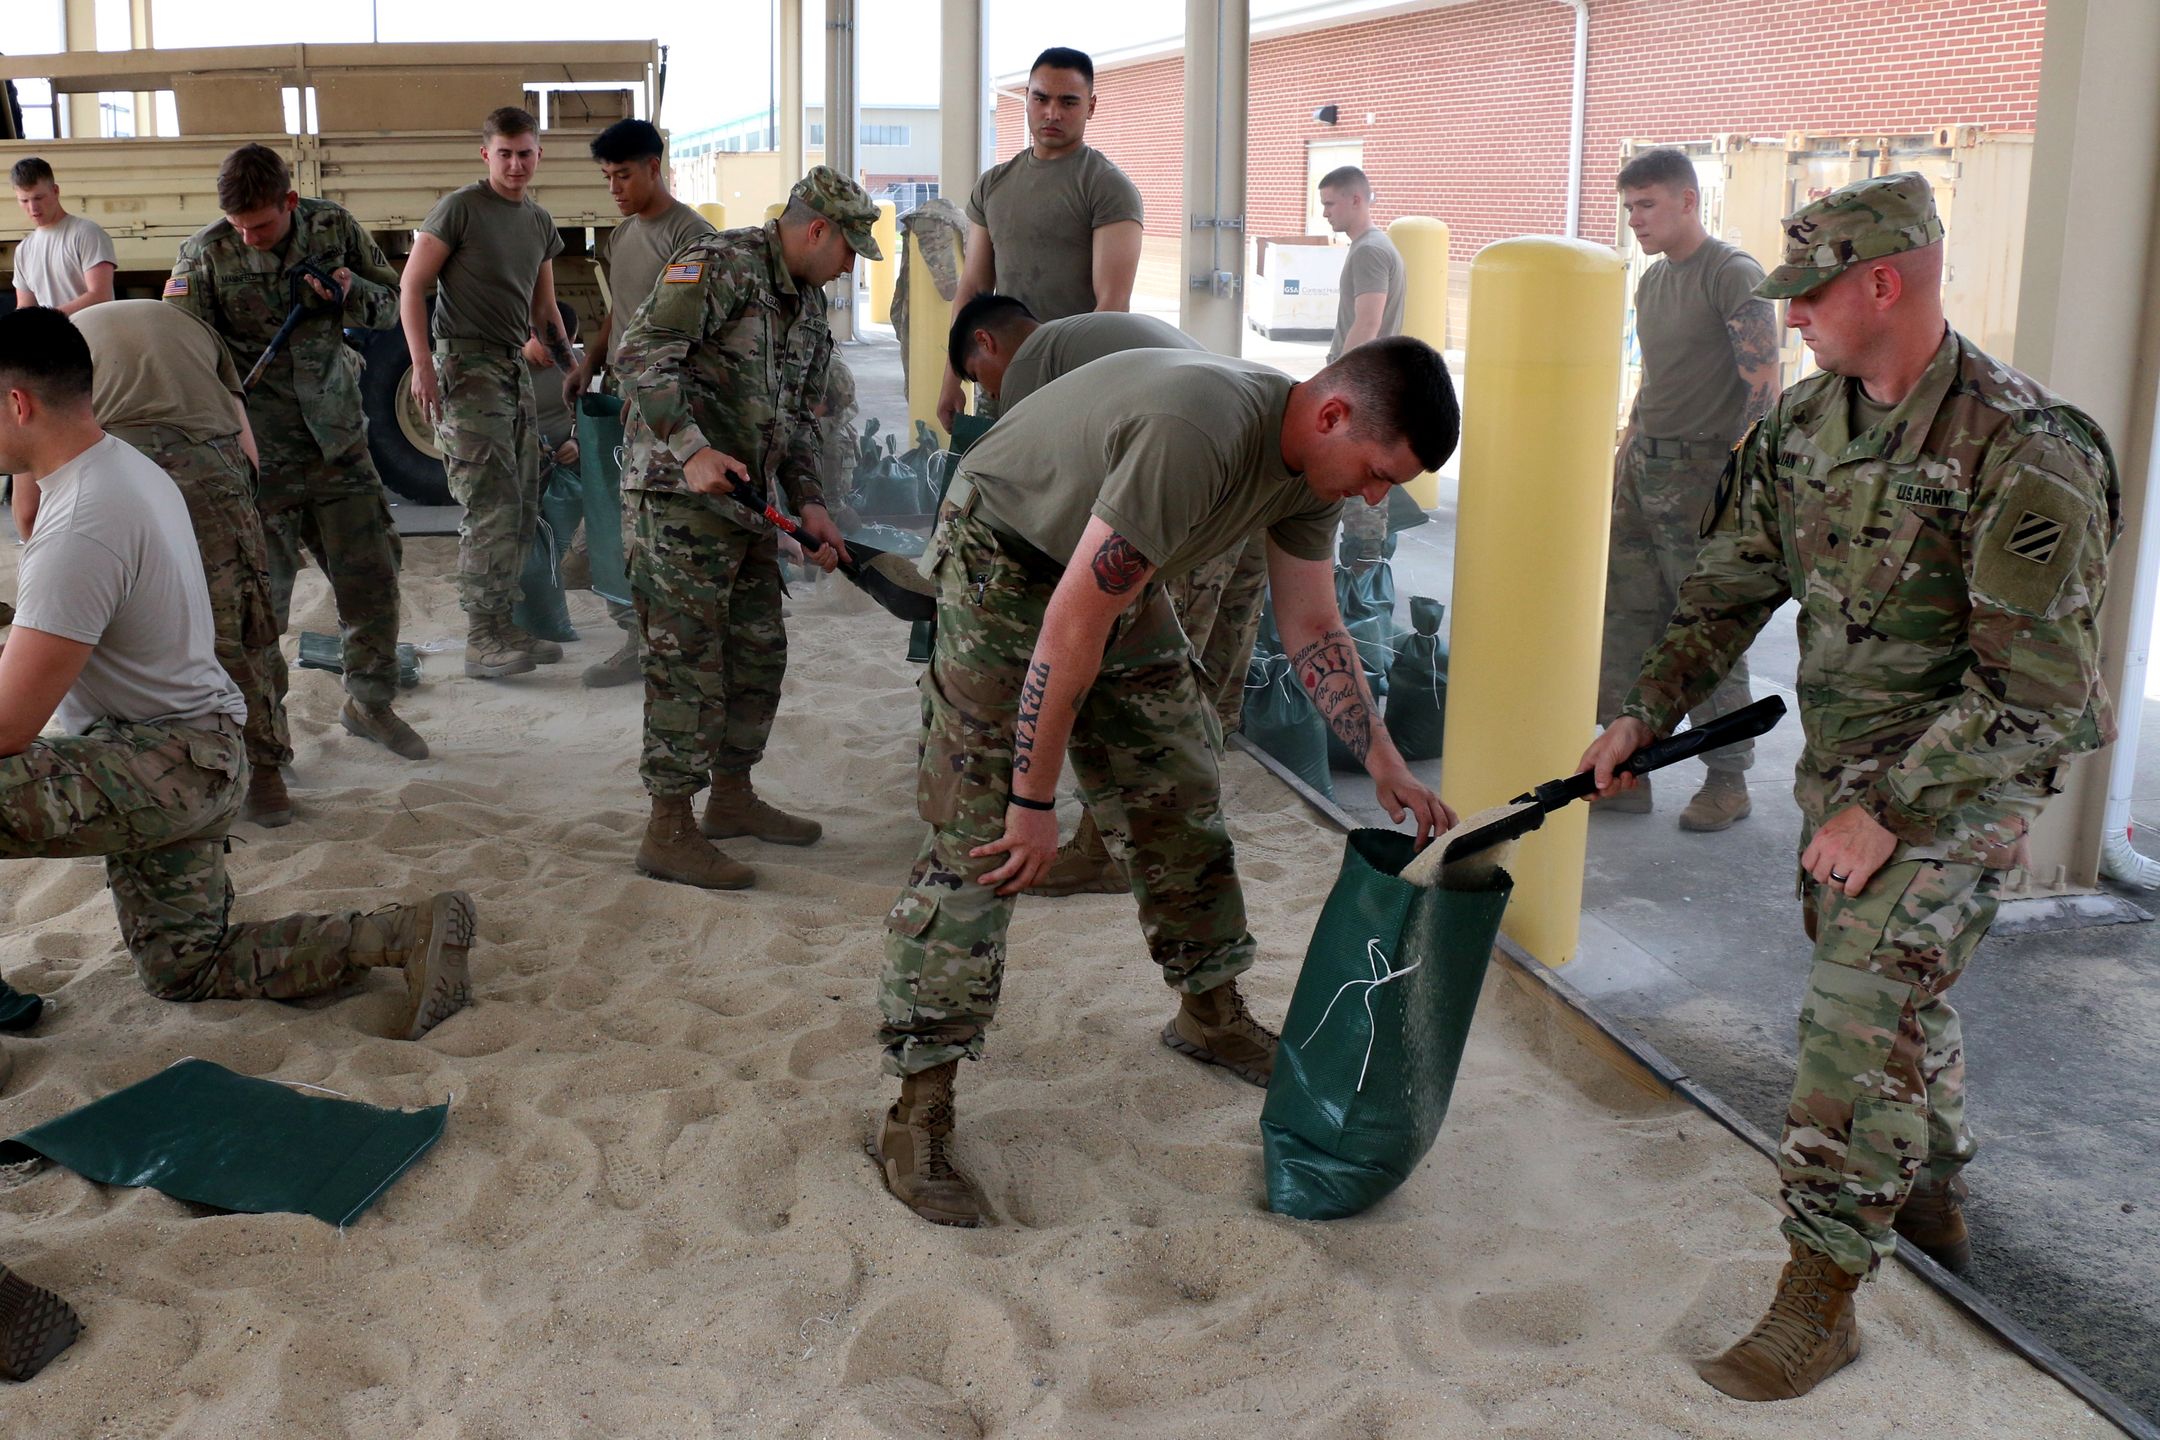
[1582, 173, 2118, 1402]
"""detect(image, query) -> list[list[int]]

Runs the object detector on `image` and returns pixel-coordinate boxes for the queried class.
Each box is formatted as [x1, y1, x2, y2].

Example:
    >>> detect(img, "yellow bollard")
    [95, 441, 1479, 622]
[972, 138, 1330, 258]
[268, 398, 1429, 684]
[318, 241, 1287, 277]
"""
[868, 201, 899, 325]
[905, 227, 952, 444]
[1389, 216, 1452, 510]
[1446, 236, 1625, 966]
[696, 201, 728, 232]
[765, 202, 785, 224]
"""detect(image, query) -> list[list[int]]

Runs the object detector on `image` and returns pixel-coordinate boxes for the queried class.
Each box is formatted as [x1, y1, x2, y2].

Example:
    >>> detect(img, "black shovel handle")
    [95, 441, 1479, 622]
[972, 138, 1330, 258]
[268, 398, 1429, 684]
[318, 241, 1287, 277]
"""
[714, 483, 937, 623]
[1518, 695, 1788, 810]
[242, 260, 345, 393]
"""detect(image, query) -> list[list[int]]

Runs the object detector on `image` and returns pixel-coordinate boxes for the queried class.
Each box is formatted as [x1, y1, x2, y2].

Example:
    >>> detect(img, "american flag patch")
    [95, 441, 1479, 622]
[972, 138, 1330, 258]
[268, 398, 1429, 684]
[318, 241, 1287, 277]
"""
[162, 275, 189, 297]
[663, 262, 703, 284]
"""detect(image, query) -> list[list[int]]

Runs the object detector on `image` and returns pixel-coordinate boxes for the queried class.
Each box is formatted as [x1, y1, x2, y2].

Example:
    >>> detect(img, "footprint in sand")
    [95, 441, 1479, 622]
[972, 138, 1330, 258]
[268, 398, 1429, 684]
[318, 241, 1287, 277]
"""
[1457, 1283, 1597, 1352]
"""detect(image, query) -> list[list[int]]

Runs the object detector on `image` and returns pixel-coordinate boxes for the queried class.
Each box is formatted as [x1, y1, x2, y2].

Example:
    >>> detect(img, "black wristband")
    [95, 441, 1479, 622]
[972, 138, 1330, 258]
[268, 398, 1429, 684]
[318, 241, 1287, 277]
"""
[1007, 792, 1056, 812]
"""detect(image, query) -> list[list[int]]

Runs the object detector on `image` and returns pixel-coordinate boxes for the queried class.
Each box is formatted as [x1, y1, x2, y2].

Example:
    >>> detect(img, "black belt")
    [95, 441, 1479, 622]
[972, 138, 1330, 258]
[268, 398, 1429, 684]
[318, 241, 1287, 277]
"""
[986, 522, 1065, 583]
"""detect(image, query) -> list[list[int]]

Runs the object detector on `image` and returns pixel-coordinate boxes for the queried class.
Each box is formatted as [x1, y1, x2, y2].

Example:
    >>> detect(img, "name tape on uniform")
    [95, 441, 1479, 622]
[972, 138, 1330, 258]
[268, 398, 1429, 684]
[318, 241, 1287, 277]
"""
[1892, 480, 1970, 513]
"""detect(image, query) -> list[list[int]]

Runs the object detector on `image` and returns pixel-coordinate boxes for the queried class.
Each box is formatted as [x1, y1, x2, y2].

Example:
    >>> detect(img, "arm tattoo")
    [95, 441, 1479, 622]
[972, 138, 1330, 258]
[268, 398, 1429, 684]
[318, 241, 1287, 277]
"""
[1013, 660, 1051, 774]
[1291, 630, 1374, 764]
[543, 322, 576, 374]
[1089, 532, 1150, 595]
[1726, 300, 1781, 421]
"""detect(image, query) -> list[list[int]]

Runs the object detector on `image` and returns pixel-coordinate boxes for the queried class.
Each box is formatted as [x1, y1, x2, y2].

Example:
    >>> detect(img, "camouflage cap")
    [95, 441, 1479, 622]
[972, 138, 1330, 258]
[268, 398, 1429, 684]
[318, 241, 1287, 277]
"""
[1755, 171, 1945, 300]
[789, 165, 883, 260]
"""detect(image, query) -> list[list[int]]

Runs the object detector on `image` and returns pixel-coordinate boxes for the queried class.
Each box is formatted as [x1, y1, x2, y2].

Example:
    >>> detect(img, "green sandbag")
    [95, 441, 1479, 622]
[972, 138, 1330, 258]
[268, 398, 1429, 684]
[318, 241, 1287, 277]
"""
[1262, 830, 1512, 1220]
[908, 413, 992, 664]
[576, 393, 632, 608]
[296, 632, 421, 689]
[1386, 596, 1448, 762]
[1384, 482, 1431, 536]
[1334, 562, 1402, 699]
[511, 485, 579, 644]
[0, 1058, 448, 1227]
[0, 978, 43, 1031]
[1241, 652, 1333, 799]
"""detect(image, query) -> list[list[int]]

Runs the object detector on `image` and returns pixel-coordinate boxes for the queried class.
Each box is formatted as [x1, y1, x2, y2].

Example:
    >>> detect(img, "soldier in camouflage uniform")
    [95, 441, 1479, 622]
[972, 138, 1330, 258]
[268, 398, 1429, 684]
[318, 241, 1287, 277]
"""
[1583, 174, 2119, 1402]
[0, 308, 473, 1039]
[166, 144, 425, 783]
[612, 167, 877, 890]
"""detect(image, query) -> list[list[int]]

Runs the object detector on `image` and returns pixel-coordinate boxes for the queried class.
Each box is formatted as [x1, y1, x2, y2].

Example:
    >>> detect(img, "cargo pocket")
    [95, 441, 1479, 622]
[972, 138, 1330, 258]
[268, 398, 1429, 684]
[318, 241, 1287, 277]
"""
[1844, 1093, 1927, 1213]
[1846, 509, 1925, 631]
[884, 889, 939, 942]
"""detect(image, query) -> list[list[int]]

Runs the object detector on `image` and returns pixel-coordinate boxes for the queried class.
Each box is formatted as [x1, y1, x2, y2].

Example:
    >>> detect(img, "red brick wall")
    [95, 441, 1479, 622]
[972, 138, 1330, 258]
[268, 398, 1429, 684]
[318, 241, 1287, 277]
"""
[996, 0, 2045, 262]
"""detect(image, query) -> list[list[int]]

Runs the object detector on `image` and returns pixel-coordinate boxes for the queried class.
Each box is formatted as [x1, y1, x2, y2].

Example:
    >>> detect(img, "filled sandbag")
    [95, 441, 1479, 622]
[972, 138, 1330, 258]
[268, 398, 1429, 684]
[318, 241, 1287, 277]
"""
[1385, 596, 1448, 762]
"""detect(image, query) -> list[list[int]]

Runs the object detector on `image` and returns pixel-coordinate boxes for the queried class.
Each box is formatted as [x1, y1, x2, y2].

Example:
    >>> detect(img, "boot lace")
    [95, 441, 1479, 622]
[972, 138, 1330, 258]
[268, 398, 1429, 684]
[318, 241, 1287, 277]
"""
[916, 1097, 963, 1180]
[1734, 1254, 1843, 1378]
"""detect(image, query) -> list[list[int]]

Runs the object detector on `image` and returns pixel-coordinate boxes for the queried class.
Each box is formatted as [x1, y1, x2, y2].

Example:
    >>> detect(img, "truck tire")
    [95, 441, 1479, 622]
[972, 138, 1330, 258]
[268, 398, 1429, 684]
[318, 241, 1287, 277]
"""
[360, 326, 452, 505]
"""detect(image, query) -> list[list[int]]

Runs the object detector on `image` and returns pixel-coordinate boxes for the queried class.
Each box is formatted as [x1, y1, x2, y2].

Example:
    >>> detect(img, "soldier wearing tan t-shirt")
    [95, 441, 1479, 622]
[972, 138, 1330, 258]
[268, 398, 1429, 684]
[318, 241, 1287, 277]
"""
[934, 46, 1145, 430]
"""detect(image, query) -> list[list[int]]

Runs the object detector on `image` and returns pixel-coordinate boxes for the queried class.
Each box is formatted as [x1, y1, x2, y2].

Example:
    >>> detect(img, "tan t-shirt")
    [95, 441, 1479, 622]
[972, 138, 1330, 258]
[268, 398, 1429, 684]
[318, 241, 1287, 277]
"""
[76, 300, 245, 443]
[1632, 235, 1766, 444]
[1000, 311, 1201, 409]
[959, 350, 1339, 581]
[1327, 228, 1407, 363]
[966, 145, 1144, 323]
[13, 212, 115, 307]
[421, 180, 564, 350]
[597, 199, 716, 366]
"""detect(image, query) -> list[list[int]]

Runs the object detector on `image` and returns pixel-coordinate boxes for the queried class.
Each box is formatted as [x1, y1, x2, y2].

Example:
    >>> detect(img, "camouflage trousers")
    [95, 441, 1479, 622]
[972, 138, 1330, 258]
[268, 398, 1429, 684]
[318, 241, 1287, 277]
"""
[1339, 497, 1389, 567]
[878, 509, 1257, 1077]
[1165, 528, 1269, 735]
[1599, 438, 1754, 773]
[113, 426, 291, 769]
[628, 491, 786, 796]
[1783, 857, 2000, 1275]
[0, 717, 386, 1001]
[252, 423, 406, 712]
[435, 348, 542, 619]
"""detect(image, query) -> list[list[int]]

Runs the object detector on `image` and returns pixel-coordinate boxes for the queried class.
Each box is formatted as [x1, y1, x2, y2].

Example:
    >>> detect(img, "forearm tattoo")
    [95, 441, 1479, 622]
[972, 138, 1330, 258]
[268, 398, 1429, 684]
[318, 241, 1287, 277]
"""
[1090, 532, 1149, 595]
[1014, 660, 1052, 774]
[543, 321, 576, 374]
[1726, 300, 1781, 421]
[1291, 630, 1373, 763]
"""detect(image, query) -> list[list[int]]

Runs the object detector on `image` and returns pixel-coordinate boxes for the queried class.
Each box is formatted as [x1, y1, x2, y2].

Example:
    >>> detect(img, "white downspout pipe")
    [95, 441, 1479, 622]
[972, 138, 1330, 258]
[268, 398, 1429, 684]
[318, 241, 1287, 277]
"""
[1561, 0, 1588, 238]
[2100, 376, 2160, 889]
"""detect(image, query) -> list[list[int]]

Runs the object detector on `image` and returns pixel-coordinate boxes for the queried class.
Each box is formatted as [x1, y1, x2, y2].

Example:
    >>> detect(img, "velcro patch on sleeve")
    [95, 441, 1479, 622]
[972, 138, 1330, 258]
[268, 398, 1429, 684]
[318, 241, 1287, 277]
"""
[2005, 510, 2065, 564]
[1971, 469, 2091, 617]
[663, 263, 703, 284]
[162, 276, 189, 297]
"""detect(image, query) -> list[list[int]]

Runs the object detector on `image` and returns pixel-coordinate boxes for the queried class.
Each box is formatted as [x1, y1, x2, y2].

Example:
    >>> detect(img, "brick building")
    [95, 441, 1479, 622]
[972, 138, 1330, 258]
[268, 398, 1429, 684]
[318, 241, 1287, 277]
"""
[996, 0, 2047, 342]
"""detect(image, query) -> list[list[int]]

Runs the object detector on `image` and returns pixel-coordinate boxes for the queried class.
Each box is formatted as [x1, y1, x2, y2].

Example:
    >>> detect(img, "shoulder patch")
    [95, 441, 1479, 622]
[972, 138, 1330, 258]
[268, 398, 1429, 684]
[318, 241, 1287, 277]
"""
[663, 262, 704, 284]
[1972, 470, 2093, 617]
[162, 276, 189, 297]
[2005, 510, 2065, 565]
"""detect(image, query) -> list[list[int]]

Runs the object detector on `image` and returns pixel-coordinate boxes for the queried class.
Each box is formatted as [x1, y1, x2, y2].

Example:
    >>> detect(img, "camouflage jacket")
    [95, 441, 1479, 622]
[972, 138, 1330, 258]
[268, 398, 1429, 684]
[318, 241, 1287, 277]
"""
[164, 198, 401, 456]
[614, 222, 832, 518]
[1623, 328, 2120, 864]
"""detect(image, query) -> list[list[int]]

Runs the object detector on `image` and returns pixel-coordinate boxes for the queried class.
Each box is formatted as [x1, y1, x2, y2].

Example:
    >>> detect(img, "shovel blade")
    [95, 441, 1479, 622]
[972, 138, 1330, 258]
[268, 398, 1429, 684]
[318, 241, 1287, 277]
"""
[839, 543, 938, 622]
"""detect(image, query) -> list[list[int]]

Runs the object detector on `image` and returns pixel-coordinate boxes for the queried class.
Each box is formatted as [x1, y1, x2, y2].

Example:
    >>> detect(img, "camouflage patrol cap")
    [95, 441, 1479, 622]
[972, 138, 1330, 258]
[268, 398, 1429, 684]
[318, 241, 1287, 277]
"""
[1755, 171, 1945, 300]
[789, 166, 883, 261]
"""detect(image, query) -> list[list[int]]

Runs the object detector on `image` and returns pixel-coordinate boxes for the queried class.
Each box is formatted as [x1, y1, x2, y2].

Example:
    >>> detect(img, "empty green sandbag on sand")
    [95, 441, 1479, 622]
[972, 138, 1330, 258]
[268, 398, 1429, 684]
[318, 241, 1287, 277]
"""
[296, 633, 421, 689]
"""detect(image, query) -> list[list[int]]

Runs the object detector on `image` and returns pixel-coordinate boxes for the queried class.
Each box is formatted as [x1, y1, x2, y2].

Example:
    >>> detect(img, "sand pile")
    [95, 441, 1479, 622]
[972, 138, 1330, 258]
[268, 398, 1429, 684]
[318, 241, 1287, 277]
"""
[0, 539, 2114, 1437]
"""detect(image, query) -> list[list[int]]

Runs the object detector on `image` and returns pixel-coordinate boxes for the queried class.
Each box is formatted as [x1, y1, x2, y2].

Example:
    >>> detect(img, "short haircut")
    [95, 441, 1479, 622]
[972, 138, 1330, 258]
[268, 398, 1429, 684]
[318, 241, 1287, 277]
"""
[591, 118, 666, 164]
[483, 106, 540, 141]
[217, 143, 291, 215]
[1030, 47, 1095, 88]
[1320, 336, 1459, 473]
[1318, 165, 1371, 200]
[10, 156, 55, 190]
[0, 307, 95, 408]
[947, 293, 1036, 377]
[1617, 147, 1696, 193]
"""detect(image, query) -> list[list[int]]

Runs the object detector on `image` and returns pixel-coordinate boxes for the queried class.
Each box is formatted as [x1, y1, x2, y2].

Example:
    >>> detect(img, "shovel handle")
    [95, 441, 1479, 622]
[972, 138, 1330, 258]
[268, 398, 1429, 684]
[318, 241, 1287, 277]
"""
[1526, 695, 1788, 808]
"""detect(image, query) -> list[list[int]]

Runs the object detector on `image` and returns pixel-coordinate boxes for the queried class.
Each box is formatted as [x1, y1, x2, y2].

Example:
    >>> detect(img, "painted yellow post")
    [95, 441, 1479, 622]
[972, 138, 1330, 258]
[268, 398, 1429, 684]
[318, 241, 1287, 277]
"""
[765, 202, 785, 223]
[905, 228, 952, 443]
[696, 201, 728, 231]
[1388, 216, 1452, 510]
[868, 201, 900, 324]
[1447, 236, 1625, 966]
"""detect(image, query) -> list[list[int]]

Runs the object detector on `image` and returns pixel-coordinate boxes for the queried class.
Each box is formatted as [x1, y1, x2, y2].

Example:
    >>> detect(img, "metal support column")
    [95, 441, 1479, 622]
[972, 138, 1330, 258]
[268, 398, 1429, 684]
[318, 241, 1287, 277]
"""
[129, 0, 157, 137]
[777, 0, 804, 182]
[1180, 0, 1248, 354]
[938, 0, 987, 202]
[824, 0, 860, 340]
[2007, 0, 2160, 895]
[61, 0, 100, 138]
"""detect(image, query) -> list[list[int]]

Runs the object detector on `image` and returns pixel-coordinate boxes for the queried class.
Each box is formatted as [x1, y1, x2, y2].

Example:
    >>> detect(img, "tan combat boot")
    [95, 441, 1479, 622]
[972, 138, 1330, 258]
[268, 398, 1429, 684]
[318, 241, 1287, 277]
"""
[702, 771, 821, 846]
[1893, 1173, 1972, 1272]
[1024, 810, 1128, 898]
[465, 615, 537, 680]
[580, 633, 641, 689]
[503, 621, 564, 665]
[1161, 980, 1278, 1086]
[1680, 769, 1752, 832]
[638, 794, 754, 889]
[243, 764, 295, 827]
[1697, 1241, 1863, 1401]
[0, 1265, 83, 1383]
[350, 891, 476, 1040]
[340, 698, 430, 760]
[1589, 775, 1653, 815]
[875, 1060, 988, 1227]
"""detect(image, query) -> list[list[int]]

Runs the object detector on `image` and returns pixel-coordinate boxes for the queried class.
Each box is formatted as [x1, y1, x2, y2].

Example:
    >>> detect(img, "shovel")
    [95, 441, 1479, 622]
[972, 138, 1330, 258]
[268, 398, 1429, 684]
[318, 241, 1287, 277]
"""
[717, 486, 938, 623]
[1401, 695, 1788, 888]
[242, 259, 346, 394]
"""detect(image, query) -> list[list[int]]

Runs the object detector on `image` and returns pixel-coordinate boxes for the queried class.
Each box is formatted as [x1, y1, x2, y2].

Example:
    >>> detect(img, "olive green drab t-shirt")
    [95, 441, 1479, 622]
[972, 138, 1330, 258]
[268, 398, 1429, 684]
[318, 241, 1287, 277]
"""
[421, 181, 564, 351]
[597, 199, 717, 367]
[76, 300, 245, 444]
[966, 145, 1145, 323]
[1631, 235, 1766, 444]
[958, 350, 1340, 581]
[999, 311, 1202, 409]
[1327, 228, 1407, 364]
